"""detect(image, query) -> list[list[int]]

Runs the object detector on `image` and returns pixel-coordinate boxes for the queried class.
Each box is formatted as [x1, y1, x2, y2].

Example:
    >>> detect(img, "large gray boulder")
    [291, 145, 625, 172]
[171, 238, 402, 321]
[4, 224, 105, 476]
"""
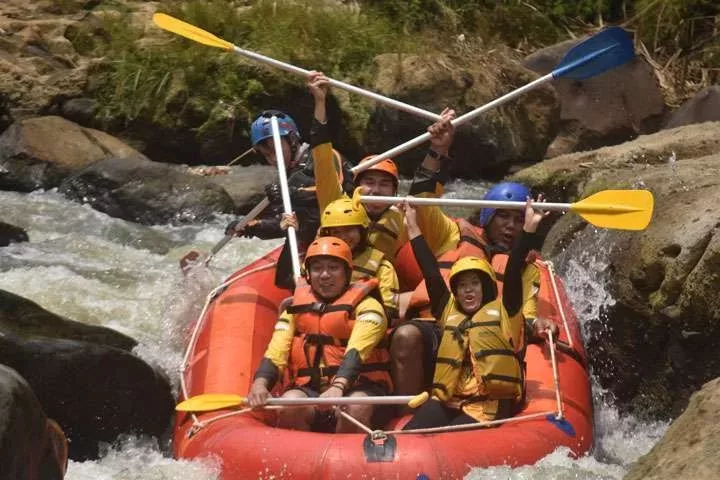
[0, 116, 141, 191]
[59, 154, 237, 225]
[0, 289, 174, 460]
[524, 37, 666, 158]
[512, 122, 720, 419]
[664, 85, 720, 129]
[364, 50, 559, 179]
[0, 364, 67, 480]
[625, 377, 720, 479]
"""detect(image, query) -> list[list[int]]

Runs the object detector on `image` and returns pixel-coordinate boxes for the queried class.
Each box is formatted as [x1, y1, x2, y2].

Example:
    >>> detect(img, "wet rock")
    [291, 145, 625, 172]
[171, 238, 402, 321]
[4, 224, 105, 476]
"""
[0, 289, 136, 350]
[0, 221, 29, 246]
[190, 164, 278, 213]
[0, 289, 174, 461]
[0, 116, 141, 191]
[664, 85, 720, 129]
[59, 154, 237, 225]
[0, 364, 68, 480]
[512, 122, 720, 419]
[366, 50, 559, 179]
[524, 37, 666, 158]
[625, 377, 720, 480]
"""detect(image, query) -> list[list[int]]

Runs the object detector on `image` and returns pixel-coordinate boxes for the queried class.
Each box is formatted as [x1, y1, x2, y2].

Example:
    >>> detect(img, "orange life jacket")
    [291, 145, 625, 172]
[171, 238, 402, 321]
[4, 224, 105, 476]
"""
[286, 278, 392, 391]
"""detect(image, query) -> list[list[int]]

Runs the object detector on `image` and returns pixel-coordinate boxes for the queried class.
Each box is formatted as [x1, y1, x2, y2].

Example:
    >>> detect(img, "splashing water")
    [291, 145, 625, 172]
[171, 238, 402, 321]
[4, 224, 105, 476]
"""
[0, 187, 666, 479]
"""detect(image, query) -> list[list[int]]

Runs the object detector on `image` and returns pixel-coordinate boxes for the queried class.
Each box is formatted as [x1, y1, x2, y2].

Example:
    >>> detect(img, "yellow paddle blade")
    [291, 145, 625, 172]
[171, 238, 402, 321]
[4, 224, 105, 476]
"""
[176, 393, 245, 412]
[571, 189, 654, 231]
[152, 13, 234, 51]
[407, 391, 429, 408]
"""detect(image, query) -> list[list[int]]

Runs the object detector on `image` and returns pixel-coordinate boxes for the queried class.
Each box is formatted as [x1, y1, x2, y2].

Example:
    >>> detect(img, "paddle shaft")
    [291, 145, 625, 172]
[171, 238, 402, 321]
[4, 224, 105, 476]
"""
[361, 195, 570, 211]
[271, 117, 302, 279]
[351, 72, 554, 174]
[231, 47, 440, 122]
[204, 197, 271, 265]
[264, 395, 419, 406]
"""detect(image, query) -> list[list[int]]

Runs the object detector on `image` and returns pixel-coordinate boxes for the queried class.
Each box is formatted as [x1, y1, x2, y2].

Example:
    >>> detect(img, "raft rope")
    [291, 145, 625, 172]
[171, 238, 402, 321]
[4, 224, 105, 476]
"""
[180, 261, 278, 433]
[542, 260, 574, 350]
[181, 260, 572, 437]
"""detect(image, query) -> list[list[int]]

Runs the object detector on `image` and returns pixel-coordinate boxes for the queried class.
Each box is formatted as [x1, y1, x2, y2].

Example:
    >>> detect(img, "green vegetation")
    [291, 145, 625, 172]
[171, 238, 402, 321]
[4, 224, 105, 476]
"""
[67, 0, 718, 157]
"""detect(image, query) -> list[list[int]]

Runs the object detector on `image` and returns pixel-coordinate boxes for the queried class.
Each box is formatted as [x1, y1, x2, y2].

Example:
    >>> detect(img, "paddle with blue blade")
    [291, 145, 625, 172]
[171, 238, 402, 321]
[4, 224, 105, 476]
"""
[353, 27, 635, 174]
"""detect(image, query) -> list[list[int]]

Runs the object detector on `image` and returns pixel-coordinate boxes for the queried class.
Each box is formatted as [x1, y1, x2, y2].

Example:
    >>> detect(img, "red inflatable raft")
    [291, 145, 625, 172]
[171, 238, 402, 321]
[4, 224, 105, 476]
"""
[173, 244, 593, 479]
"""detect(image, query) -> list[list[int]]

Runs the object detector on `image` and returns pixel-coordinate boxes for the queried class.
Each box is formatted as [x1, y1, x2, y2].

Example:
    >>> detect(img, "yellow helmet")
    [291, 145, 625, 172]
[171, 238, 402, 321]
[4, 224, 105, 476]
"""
[320, 197, 370, 232]
[448, 256, 496, 290]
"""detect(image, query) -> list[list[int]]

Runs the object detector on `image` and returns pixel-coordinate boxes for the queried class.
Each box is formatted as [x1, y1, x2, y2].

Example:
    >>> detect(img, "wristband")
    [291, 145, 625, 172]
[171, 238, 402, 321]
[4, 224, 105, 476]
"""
[330, 381, 346, 392]
[426, 149, 450, 161]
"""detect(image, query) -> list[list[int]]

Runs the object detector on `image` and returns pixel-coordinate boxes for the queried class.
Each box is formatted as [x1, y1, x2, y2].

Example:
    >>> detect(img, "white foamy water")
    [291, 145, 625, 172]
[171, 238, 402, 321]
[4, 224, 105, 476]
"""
[1, 187, 666, 479]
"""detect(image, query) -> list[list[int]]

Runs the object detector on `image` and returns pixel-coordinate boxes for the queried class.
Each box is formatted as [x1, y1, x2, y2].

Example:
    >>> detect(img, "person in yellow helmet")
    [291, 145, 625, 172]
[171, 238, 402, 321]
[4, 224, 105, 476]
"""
[401, 196, 547, 428]
[317, 197, 400, 321]
[248, 236, 391, 433]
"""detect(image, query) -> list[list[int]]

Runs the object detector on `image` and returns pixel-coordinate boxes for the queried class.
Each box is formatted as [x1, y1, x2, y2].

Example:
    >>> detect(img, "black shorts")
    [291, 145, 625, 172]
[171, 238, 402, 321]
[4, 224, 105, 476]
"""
[285, 380, 390, 432]
[390, 319, 441, 388]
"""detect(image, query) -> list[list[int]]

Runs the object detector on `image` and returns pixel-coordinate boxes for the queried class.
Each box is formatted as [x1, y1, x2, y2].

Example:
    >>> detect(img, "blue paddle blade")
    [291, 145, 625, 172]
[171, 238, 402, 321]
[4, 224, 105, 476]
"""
[552, 27, 634, 81]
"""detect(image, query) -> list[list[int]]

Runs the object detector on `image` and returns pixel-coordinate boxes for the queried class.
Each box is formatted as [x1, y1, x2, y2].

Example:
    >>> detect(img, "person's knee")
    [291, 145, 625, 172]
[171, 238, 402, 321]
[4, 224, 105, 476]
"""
[391, 324, 424, 361]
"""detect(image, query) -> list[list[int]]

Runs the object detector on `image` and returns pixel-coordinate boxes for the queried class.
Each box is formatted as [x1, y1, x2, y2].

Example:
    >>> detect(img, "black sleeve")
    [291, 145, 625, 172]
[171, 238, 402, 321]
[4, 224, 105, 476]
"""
[273, 242, 297, 290]
[246, 217, 284, 240]
[410, 236, 450, 319]
[335, 348, 362, 385]
[340, 158, 356, 196]
[253, 357, 280, 389]
[409, 163, 450, 196]
[309, 118, 332, 148]
[503, 231, 542, 317]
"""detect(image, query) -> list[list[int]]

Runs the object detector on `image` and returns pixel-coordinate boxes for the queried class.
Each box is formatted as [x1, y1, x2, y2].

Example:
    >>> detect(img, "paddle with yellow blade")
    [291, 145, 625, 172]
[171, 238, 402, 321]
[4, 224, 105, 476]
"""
[176, 391, 430, 412]
[354, 189, 654, 231]
[151, 13, 441, 122]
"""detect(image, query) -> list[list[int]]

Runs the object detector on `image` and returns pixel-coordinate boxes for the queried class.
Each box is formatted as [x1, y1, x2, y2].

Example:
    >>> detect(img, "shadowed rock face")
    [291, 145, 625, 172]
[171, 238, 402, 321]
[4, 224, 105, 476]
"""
[512, 122, 720, 419]
[0, 290, 174, 461]
[0, 221, 29, 246]
[664, 86, 720, 129]
[625, 377, 720, 480]
[524, 38, 667, 159]
[0, 364, 68, 480]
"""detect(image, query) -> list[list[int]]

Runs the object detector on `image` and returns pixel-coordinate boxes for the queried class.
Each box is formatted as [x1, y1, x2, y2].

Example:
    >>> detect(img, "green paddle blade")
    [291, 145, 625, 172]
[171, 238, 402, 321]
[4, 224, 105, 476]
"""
[571, 190, 654, 231]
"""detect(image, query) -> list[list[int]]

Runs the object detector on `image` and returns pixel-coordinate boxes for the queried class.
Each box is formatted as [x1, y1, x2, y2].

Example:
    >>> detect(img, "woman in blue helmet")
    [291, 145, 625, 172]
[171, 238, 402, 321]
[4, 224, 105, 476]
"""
[226, 109, 355, 288]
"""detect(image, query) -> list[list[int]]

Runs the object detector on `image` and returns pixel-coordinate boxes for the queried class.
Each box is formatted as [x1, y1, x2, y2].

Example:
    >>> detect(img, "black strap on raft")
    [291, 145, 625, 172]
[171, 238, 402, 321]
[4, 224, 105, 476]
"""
[363, 433, 397, 462]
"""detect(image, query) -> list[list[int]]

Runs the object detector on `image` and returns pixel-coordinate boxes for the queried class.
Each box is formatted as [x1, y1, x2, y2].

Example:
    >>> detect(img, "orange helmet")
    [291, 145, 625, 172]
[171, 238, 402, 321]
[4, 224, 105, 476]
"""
[303, 236, 353, 271]
[354, 155, 399, 186]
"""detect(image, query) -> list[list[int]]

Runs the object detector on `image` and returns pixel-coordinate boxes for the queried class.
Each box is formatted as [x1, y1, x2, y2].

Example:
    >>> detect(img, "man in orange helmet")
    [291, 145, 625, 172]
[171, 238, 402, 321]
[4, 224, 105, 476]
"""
[248, 236, 391, 433]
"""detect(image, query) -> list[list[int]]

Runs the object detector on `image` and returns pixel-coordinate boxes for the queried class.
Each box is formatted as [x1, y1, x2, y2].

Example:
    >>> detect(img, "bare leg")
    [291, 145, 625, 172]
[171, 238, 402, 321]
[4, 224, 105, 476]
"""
[336, 390, 373, 434]
[276, 389, 314, 431]
[390, 323, 425, 395]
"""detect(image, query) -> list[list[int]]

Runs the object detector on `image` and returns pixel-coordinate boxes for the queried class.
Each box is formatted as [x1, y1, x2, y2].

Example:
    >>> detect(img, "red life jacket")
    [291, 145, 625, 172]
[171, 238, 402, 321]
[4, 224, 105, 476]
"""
[287, 278, 392, 391]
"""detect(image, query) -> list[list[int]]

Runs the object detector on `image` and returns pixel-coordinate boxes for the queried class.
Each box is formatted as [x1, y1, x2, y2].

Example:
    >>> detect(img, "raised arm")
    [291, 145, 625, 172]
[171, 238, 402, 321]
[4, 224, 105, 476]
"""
[503, 196, 548, 318]
[402, 201, 450, 319]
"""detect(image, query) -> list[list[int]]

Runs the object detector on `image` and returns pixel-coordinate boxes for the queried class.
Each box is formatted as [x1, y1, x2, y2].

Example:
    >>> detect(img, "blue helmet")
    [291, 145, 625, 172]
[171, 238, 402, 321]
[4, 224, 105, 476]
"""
[250, 110, 299, 146]
[477, 182, 531, 227]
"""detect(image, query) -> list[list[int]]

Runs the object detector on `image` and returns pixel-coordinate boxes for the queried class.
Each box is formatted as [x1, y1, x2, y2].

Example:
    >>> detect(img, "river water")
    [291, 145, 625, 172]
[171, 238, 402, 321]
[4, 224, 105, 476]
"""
[0, 181, 667, 479]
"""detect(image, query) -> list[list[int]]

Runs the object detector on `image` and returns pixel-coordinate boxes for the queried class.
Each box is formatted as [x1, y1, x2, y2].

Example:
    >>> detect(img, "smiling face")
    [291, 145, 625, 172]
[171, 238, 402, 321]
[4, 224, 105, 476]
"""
[321, 226, 364, 251]
[356, 171, 397, 215]
[254, 137, 293, 168]
[485, 209, 524, 250]
[453, 270, 485, 314]
[307, 256, 349, 301]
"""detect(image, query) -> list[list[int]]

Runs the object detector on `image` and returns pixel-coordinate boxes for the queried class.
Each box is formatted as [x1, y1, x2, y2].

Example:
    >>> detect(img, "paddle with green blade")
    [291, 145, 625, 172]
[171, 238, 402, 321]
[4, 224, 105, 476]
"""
[353, 26, 636, 174]
[176, 391, 430, 412]
[152, 13, 441, 122]
[354, 189, 654, 231]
